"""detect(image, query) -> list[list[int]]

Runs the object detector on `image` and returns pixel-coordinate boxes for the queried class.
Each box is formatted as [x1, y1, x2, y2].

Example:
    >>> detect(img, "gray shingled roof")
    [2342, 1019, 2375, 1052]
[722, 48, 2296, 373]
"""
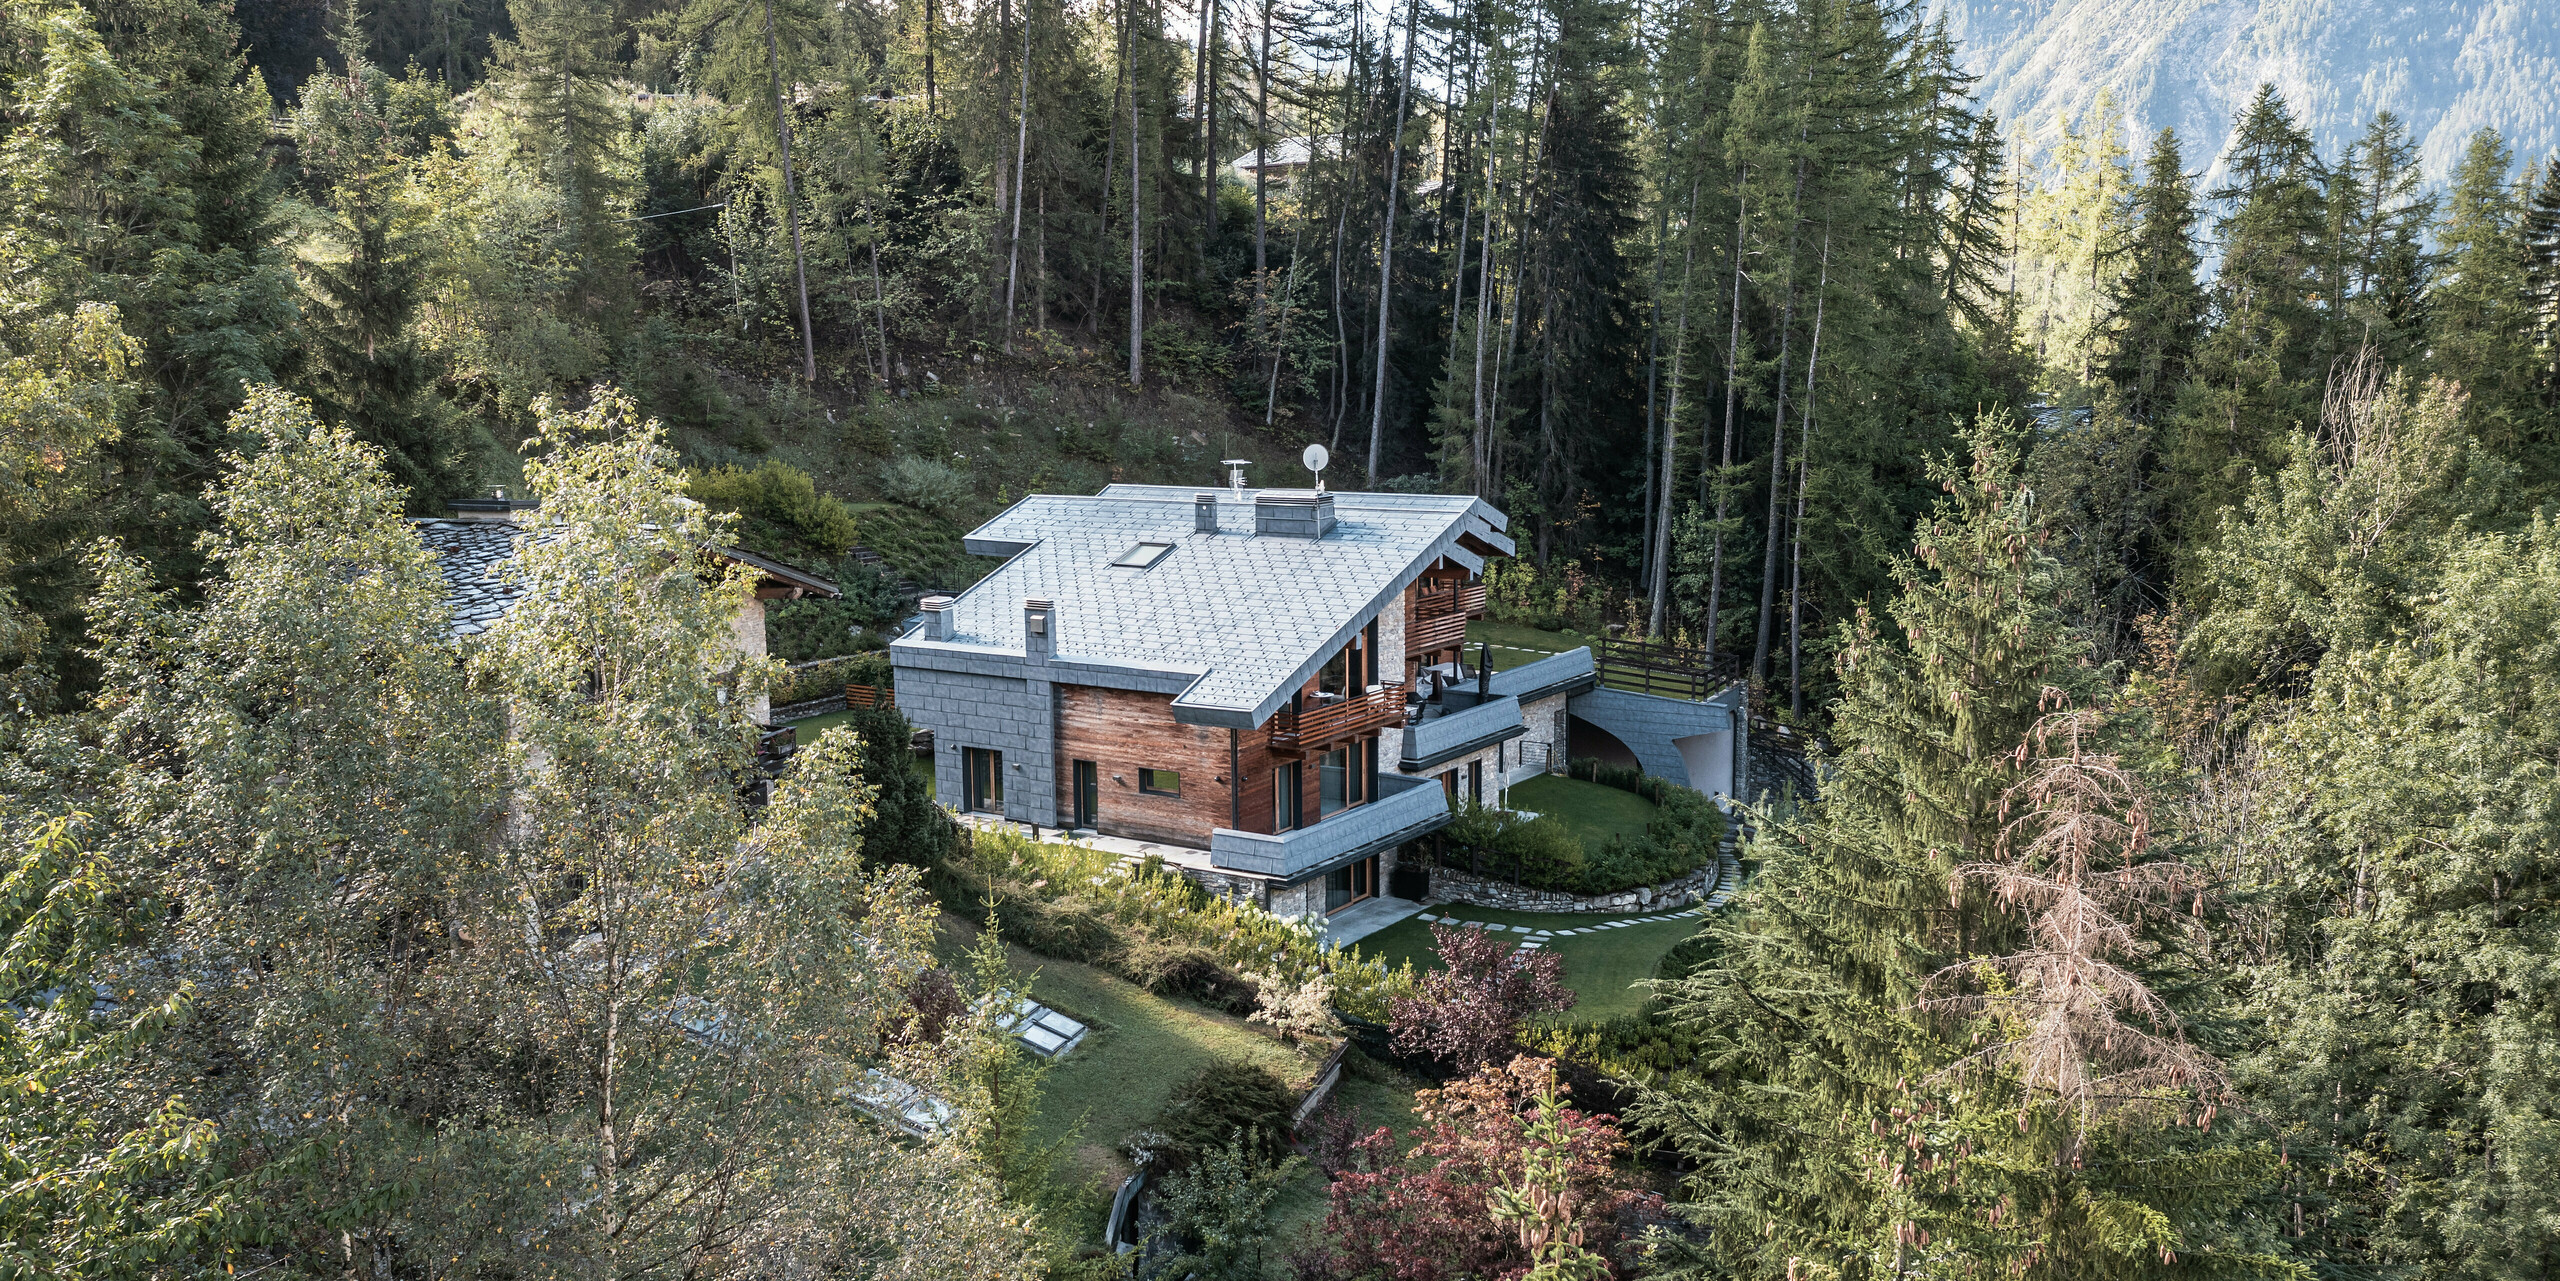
[910, 485, 1513, 725]
[415, 519, 539, 637]
[412, 519, 841, 639]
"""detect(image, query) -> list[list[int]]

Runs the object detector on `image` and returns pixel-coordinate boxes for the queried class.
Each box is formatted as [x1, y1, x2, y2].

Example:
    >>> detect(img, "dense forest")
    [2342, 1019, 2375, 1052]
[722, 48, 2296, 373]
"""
[5, 0, 2560, 1274]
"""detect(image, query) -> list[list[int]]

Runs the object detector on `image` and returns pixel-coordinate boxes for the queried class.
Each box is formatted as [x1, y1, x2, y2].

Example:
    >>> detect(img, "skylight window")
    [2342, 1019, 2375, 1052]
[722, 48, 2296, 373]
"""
[1111, 541, 1175, 569]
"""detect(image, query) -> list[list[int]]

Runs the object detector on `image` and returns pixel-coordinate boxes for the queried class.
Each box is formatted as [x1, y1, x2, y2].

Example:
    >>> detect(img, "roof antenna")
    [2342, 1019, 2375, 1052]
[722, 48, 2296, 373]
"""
[1223, 458, 1252, 495]
[1302, 443, 1329, 494]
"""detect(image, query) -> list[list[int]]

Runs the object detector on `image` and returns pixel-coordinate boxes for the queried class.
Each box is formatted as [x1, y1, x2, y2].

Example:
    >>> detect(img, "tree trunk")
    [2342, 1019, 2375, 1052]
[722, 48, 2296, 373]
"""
[922, 0, 938, 113]
[1128, 0, 1145, 386]
[1647, 180, 1699, 636]
[763, 0, 816, 383]
[1003, 0, 1033, 353]
[1365, 0, 1422, 482]
[1750, 155, 1809, 684]
[1253, 0, 1270, 298]
[1702, 170, 1746, 657]
[1786, 223, 1830, 717]
[1641, 197, 1667, 596]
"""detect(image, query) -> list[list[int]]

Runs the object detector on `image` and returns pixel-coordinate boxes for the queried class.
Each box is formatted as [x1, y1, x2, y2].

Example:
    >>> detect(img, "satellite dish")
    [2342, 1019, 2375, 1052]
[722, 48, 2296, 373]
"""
[1302, 443, 1329, 492]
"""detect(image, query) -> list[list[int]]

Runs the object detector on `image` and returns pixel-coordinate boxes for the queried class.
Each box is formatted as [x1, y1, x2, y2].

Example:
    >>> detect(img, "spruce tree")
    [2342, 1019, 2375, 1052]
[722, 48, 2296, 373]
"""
[1637, 419, 2292, 1278]
[2526, 155, 2560, 404]
[2163, 86, 2325, 558]
[291, 28, 480, 504]
[2235, 519, 2560, 1275]
[2429, 128, 2547, 490]
[2103, 128, 2205, 424]
[2334, 112, 2434, 367]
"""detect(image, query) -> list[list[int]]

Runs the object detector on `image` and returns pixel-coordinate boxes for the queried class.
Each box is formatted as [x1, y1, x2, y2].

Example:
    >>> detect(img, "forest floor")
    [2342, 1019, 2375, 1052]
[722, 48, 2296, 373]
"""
[1347, 903, 1701, 1022]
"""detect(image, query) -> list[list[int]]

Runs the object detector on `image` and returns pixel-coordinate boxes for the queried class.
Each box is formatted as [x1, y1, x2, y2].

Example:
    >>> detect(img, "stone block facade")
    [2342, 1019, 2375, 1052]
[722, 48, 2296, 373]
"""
[899, 663, 1057, 826]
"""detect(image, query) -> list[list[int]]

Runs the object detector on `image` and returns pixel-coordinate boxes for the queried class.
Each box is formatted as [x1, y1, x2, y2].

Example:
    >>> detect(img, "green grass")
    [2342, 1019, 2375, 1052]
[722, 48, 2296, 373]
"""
[1468, 618, 1594, 671]
[937, 920, 1330, 1207]
[1348, 901, 1702, 1022]
[1505, 773, 1657, 848]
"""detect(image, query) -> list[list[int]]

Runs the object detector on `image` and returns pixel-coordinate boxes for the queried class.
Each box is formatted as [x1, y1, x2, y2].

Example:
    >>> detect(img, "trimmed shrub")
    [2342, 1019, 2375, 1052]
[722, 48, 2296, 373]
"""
[940, 827, 1417, 1020]
[1149, 1062, 1297, 1166]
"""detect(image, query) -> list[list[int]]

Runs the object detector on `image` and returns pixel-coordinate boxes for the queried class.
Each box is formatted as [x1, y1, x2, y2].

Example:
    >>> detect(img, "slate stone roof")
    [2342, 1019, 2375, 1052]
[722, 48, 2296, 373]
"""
[907, 486, 1513, 725]
[412, 518, 841, 639]
[414, 519, 541, 637]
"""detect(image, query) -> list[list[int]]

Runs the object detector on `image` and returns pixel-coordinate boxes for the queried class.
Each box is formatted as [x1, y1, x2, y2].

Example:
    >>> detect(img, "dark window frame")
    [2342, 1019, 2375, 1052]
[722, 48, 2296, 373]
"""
[1139, 766, 1183, 797]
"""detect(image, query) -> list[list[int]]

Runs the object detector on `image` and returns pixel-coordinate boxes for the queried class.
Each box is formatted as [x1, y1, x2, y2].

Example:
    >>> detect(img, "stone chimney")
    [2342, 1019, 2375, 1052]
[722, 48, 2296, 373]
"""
[1252, 490, 1336, 539]
[920, 595, 956, 641]
[1023, 597, 1055, 661]
[1194, 492, 1219, 533]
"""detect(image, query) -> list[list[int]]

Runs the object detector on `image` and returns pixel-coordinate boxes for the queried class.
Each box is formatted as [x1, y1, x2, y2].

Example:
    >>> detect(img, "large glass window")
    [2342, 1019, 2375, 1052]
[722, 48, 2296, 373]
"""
[1273, 762, 1302, 832]
[964, 747, 1004, 814]
[1140, 767, 1182, 796]
[1318, 748, 1348, 818]
[1072, 760, 1098, 828]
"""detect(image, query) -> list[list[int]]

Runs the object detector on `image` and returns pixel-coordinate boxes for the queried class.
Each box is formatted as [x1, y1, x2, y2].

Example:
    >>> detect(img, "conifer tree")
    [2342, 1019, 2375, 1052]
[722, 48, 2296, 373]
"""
[291, 23, 480, 503]
[2332, 112, 2434, 367]
[494, 0, 631, 308]
[2526, 155, 2560, 403]
[2103, 128, 2205, 424]
[2234, 519, 2560, 1274]
[2163, 86, 2325, 553]
[1638, 420, 2291, 1279]
[2429, 128, 2546, 488]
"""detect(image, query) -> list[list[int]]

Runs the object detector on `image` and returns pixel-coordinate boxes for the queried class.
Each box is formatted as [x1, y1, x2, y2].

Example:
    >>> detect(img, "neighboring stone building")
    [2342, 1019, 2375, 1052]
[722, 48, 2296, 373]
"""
[415, 495, 841, 723]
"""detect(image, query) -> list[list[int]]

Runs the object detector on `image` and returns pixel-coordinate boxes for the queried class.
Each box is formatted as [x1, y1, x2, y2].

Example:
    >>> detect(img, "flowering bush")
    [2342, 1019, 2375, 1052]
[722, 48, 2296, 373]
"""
[1317, 1057, 1631, 1281]
[1389, 922, 1575, 1071]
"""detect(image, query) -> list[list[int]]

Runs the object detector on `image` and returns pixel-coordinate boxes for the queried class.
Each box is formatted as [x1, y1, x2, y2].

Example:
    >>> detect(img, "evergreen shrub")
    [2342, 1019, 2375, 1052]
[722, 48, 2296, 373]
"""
[1436, 782, 1721, 897]
[1146, 1062, 1298, 1166]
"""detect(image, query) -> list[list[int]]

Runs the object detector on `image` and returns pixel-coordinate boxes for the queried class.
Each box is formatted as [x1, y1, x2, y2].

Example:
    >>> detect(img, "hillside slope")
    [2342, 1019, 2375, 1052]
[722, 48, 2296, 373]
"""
[1929, 0, 2560, 183]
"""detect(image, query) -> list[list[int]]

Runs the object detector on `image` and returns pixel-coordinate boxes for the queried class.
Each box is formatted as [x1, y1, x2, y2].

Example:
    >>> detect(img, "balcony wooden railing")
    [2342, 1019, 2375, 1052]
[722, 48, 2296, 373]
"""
[1407, 610, 1468, 655]
[1268, 681, 1408, 755]
[1407, 583, 1485, 656]
[1593, 639, 1740, 702]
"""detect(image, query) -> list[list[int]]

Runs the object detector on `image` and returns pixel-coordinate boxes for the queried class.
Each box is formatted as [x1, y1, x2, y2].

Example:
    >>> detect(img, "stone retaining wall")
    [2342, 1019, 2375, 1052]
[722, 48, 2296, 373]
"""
[1425, 862, 1721, 913]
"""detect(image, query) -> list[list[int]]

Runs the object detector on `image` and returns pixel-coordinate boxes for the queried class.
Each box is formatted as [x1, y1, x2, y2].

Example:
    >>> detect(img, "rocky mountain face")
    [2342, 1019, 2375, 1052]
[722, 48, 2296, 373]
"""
[1928, 0, 2560, 185]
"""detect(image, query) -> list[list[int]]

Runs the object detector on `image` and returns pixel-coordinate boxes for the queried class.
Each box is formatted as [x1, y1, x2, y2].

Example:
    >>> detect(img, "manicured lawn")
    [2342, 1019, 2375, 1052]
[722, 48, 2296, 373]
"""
[936, 919, 1329, 1202]
[1467, 618, 1593, 670]
[1348, 901, 1702, 1022]
[1505, 773, 1656, 848]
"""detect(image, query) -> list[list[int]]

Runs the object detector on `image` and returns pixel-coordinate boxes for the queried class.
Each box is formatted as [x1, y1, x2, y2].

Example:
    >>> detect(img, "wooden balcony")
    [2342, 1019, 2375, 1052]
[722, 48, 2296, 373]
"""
[1407, 584, 1484, 656]
[1268, 682, 1408, 755]
[1406, 609, 1468, 656]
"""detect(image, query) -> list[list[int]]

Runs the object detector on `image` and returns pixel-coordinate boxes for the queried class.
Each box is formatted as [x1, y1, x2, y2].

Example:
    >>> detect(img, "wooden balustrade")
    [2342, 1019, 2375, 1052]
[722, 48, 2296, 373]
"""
[1593, 639, 1739, 702]
[1406, 610, 1468, 656]
[1268, 681, 1408, 755]
[1407, 583, 1484, 656]
[845, 683, 892, 710]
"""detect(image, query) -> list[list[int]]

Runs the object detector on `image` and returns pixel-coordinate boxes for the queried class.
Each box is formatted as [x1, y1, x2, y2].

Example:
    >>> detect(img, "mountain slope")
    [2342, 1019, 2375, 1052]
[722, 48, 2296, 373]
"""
[1928, 0, 2560, 186]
